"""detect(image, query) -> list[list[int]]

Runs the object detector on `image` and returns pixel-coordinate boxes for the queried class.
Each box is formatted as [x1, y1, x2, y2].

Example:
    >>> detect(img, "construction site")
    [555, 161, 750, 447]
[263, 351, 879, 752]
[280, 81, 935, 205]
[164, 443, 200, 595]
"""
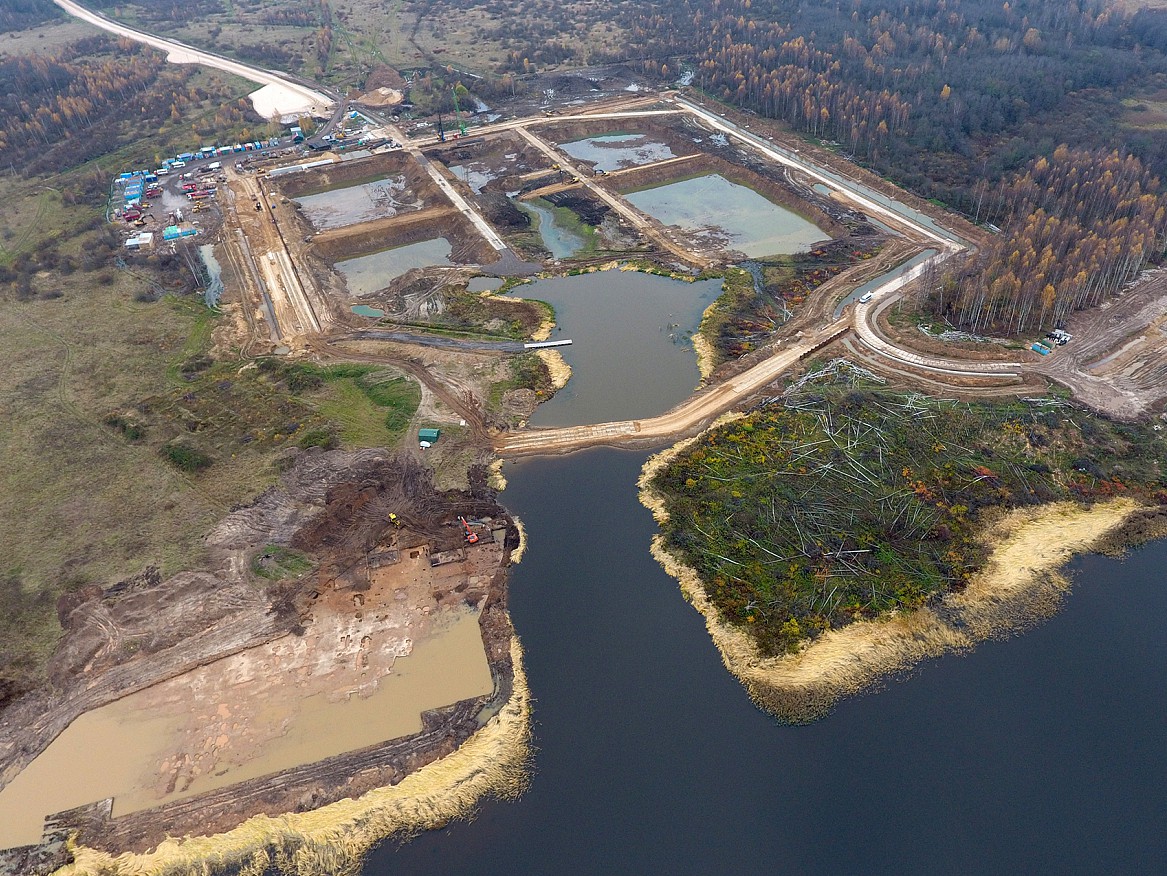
[8, 71, 1167, 874]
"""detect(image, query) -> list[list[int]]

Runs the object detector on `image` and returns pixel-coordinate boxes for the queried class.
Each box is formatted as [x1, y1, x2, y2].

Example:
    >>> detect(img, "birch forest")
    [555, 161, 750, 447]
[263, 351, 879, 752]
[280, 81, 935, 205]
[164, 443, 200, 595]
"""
[938, 148, 1167, 332]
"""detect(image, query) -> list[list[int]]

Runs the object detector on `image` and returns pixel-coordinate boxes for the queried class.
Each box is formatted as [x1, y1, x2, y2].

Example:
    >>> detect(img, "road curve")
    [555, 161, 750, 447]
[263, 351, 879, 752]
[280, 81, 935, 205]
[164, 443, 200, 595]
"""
[52, 0, 334, 115]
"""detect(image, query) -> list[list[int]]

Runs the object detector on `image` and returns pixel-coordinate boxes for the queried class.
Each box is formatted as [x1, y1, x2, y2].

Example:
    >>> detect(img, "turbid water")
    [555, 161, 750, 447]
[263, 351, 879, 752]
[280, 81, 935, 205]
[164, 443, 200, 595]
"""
[351, 304, 385, 318]
[296, 175, 422, 230]
[518, 199, 585, 260]
[0, 610, 491, 850]
[509, 271, 720, 427]
[367, 449, 1167, 874]
[335, 238, 454, 296]
[625, 174, 827, 258]
[559, 133, 675, 172]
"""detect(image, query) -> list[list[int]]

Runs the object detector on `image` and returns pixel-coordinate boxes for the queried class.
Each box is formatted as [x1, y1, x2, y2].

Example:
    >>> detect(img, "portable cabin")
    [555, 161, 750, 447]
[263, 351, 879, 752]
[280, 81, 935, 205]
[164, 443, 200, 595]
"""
[417, 428, 441, 445]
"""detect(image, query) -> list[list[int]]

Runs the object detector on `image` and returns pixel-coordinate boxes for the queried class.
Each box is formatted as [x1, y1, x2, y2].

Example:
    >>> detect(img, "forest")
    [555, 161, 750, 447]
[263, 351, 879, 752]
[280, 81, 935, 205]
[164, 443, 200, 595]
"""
[937, 147, 1167, 332]
[653, 378, 1167, 656]
[0, 37, 258, 175]
[596, 0, 1167, 333]
[618, 0, 1167, 208]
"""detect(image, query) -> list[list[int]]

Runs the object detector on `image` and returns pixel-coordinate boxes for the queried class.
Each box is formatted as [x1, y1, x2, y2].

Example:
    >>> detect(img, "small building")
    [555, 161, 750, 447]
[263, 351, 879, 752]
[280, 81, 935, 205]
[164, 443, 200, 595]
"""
[124, 231, 154, 250]
[418, 427, 441, 446]
[162, 224, 198, 242]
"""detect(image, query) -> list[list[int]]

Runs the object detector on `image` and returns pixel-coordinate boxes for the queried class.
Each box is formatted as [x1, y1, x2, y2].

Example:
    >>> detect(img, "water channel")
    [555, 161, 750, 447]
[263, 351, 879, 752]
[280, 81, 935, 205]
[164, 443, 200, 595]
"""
[368, 448, 1167, 875]
[518, 199, 585, 260]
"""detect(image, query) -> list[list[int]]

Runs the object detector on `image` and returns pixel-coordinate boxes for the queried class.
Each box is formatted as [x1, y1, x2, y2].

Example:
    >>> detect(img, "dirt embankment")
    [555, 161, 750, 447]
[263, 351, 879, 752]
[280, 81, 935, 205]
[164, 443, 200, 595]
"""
[0, 450, 528, 876]
[272, 152, 426, 200]
[308, 207, 489, 265]
[639, 438, 1152, 724]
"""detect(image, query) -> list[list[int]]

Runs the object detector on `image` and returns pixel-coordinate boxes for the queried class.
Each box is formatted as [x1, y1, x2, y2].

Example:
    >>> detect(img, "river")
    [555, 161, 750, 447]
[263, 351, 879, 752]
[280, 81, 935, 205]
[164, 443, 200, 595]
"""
[366, 448, 1167, 874]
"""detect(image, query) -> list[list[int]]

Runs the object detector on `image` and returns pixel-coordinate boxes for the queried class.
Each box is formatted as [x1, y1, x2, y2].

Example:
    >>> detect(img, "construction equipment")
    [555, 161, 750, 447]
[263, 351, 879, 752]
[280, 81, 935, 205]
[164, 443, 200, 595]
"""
[458, 516, 479, 544]
[389, 513, 402, 528]
[452, 84, 468, 136]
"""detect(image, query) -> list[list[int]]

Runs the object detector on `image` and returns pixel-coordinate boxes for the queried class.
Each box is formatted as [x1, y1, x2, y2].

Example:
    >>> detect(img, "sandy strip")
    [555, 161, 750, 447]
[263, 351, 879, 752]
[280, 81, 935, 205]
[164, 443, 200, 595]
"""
[57, 637, 531, 876]
[535, 349, 572, 390]
[639, 437, 1143, 723]
[487, 459, 507, 491]
[692, 299, 720, 381]
[509, 516, 528, 565]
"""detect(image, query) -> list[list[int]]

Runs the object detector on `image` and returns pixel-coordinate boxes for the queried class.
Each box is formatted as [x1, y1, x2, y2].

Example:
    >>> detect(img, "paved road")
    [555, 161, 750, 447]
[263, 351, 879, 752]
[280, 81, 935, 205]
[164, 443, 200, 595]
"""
[53, 0, 334, 116]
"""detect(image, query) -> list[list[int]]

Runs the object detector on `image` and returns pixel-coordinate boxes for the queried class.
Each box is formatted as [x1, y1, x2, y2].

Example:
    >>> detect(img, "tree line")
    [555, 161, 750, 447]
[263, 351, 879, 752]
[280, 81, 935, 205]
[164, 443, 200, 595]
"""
[619, 0, 1167, 207]
[936, 147, 1167, 332]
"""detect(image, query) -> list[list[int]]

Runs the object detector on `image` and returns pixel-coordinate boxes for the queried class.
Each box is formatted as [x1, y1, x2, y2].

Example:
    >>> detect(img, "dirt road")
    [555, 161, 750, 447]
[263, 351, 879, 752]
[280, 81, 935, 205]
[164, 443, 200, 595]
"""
[496, 324, 847, 455]
[230, 171, 325, 337]
[513, 127, 710, 268]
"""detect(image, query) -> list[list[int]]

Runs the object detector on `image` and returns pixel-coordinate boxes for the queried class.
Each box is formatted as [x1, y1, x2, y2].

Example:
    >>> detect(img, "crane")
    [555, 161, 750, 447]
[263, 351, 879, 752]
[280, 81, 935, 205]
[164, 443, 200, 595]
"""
[458, 516, 479, 544]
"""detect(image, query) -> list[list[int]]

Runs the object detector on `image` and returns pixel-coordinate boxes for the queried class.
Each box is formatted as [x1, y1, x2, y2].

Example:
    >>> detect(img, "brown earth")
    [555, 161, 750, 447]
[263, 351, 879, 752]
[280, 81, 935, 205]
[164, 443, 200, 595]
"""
[0, 450, 519, 871]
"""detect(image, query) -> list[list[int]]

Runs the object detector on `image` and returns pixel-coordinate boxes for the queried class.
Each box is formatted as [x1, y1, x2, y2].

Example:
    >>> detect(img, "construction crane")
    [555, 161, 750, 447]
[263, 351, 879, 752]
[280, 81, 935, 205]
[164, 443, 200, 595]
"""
[458, 516, 479, 544]
[452, 84, 469, 137]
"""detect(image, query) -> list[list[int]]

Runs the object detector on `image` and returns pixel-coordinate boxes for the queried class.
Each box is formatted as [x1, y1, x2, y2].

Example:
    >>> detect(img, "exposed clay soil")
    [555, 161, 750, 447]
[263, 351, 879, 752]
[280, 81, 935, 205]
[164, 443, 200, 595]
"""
[0, 450, 519, 869]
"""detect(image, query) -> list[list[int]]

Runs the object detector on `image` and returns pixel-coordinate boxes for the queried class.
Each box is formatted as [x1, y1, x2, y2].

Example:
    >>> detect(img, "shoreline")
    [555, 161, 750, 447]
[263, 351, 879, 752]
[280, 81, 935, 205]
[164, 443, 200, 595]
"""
[639, 436, 1147, 723]
[56, 636, 531, 876]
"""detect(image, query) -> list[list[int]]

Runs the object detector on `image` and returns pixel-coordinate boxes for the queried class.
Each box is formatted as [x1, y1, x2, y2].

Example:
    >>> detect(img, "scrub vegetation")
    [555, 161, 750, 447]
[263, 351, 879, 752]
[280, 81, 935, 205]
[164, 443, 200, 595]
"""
[698, 242, 880, 365]
[651, 375, 1167, 656]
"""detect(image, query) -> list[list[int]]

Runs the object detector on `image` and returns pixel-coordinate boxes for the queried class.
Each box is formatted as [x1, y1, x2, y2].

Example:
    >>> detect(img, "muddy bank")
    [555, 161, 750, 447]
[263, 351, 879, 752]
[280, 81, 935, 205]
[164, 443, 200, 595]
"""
[639, 437, 1148, 723]
[0, 450, 527, 875]
[58, 638, 529, 876]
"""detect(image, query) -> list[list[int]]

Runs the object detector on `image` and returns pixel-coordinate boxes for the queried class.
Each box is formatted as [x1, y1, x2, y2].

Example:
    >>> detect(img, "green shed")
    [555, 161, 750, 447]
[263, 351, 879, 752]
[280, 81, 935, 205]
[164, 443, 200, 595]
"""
[418, 428, 441, 444]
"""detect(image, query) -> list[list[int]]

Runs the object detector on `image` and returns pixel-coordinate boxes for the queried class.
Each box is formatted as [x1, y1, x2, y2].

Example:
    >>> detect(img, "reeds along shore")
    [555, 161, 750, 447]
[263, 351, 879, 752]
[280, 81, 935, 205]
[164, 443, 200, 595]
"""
[639, 437, 1147, 724]
[58, 637, 532, 876]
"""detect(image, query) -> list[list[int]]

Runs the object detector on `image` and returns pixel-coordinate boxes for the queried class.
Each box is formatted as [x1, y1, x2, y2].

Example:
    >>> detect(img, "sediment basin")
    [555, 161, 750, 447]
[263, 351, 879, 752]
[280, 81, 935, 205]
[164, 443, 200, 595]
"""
[0, 610, 492, 850]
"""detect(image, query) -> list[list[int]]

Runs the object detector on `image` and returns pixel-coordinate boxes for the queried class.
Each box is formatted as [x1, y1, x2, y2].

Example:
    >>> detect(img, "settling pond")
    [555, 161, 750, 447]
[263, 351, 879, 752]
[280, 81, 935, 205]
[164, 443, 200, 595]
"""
[296, 175, 422, 231]
[558, 133, 676, 172]
[369, 448, 1167, 875]
[335, 238, 454, 296]
[625, 174, 827, 258]
[0, 611, 492, 850]
[508, 270, 721, 427]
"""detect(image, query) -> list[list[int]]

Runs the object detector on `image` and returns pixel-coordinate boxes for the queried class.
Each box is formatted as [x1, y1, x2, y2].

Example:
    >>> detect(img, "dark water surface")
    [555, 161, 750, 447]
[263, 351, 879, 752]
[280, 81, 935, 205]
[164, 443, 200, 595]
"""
[366, 449, 1167, 875]
[516, 272, 719, 428]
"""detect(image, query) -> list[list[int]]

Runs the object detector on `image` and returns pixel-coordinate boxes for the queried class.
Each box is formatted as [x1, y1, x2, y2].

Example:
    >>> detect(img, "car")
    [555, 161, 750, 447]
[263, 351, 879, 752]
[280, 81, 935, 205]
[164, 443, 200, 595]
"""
[858, 292, 874, 303]
[171, 160, 186, 168]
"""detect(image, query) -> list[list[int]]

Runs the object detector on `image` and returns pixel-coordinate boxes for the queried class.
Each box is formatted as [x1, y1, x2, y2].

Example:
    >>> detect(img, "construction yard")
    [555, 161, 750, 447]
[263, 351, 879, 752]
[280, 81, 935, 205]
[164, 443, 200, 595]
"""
[10, 76, 1167, 873]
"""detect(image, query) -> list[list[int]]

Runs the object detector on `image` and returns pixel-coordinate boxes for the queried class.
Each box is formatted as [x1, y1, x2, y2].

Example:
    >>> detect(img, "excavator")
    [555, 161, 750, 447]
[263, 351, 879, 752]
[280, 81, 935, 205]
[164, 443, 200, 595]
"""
[458, 516, 479, 544]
